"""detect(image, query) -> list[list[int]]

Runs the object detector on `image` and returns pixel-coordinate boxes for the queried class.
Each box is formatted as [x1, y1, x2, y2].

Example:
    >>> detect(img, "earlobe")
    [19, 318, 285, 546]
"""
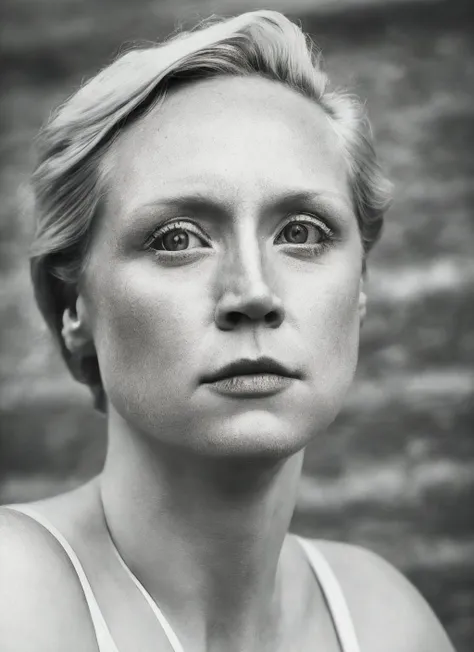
[61, 299, 95, 356]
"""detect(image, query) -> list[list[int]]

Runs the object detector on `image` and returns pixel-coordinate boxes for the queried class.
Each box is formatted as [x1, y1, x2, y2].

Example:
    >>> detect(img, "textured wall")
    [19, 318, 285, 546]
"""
[1, 1, 473, 649]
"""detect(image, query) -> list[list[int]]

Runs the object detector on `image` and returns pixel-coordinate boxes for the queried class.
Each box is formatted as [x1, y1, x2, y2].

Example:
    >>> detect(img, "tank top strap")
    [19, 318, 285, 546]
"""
[4, 505, 120, 652]
[108, 539, 185, 652]
[295, 535, 361, 652]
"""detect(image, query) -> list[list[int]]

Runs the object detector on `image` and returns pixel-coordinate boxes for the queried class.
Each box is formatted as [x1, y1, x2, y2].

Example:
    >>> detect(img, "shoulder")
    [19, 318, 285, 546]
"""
[0, 506, 98, 652]
[307, 538, 455, 652]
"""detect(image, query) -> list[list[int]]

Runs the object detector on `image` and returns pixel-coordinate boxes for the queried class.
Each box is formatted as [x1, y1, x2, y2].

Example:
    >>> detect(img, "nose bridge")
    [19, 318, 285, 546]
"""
[223, 220, 269, 295]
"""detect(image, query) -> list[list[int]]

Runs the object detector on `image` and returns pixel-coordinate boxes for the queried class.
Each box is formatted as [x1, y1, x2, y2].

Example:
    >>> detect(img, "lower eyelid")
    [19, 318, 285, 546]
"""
[277, 242, 328, 250]
[149, 248, 214, 261]
[277, 240, 333, 254]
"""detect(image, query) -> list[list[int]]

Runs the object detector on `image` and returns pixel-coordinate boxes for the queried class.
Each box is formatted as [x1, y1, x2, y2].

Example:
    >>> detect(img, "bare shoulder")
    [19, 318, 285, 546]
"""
[312, 539, 455, 652]
[0, 506, 98, 652]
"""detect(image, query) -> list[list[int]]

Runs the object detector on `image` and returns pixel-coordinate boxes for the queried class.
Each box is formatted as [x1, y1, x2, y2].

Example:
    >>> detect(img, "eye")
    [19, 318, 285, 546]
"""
[146, 220, 210, 252]
[275, 216, 332, 246]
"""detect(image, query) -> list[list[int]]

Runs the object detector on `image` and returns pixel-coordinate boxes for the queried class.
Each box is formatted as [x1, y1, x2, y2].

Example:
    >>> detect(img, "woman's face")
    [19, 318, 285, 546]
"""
[80, 75, 365, 458]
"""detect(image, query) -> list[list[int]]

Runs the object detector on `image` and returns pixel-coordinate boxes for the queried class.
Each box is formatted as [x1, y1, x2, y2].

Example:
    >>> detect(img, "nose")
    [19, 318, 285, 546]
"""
[214, 247, 285, 331]
[215, 287, 285, 330]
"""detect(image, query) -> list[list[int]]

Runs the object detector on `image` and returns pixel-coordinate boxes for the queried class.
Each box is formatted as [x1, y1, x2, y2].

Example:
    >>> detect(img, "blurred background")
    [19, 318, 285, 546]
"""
[1, 0, 473, 649]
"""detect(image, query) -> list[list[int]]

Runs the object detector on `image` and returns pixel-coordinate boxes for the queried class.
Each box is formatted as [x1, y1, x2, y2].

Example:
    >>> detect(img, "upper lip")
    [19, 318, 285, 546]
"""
[201, 357, 302, 383]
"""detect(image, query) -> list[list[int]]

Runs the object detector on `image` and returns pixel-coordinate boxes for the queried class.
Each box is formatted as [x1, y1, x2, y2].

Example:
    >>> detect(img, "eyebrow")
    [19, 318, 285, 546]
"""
[127, 188, 353, 221]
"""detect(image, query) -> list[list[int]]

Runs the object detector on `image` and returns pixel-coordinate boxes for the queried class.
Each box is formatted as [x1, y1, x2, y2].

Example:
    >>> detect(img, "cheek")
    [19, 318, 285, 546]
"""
[294, 263, 361, 380]
[297, 268, 361, 434]
[89, 262, 209, 395]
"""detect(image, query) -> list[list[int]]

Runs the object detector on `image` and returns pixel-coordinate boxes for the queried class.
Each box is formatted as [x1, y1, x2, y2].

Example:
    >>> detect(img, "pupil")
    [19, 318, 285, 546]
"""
[163, 230, 189, 251]
[284, 223, 308, 244]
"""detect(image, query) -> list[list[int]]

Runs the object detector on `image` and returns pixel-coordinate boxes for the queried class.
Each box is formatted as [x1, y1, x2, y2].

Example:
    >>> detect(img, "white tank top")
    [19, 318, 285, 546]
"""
[5, 505, 361, 652]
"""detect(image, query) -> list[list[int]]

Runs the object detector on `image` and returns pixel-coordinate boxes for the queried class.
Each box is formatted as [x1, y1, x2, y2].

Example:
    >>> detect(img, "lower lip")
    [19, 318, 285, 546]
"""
[204, 374, 294, 397]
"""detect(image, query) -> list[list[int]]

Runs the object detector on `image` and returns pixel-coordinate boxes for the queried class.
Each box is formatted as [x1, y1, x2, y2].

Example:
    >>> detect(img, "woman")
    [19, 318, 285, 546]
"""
[0, 10, 455, 652]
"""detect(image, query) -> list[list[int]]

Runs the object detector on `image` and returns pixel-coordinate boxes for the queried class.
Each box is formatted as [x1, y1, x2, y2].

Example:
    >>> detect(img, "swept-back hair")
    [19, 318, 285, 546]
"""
[29, 9, 392, 412]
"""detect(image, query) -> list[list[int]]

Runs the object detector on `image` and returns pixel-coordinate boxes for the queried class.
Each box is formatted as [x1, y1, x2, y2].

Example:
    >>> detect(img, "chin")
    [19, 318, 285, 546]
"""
[192, 411, 317, 460]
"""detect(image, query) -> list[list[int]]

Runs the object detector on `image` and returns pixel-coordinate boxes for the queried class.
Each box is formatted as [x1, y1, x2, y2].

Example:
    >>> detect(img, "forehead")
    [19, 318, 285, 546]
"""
[102, 76, 350, 219]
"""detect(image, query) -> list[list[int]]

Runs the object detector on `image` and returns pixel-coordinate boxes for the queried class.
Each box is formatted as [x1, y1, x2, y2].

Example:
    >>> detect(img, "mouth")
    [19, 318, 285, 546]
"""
[200, 357, 302, 398]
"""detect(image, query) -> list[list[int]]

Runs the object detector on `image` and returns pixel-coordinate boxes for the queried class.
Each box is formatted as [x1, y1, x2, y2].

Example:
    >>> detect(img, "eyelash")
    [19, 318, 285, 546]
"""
[145, 214, 335, 255]
[275, 214, 334, 242]
[144, 220, 211, 251]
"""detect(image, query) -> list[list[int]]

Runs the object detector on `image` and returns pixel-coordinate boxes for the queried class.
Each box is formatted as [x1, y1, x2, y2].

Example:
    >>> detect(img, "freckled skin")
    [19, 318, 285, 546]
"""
[82, 75, 364, 458]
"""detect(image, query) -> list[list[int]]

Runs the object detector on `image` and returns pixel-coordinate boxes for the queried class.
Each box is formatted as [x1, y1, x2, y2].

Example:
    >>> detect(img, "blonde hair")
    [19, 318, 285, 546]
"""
[29, 10, 392, 412]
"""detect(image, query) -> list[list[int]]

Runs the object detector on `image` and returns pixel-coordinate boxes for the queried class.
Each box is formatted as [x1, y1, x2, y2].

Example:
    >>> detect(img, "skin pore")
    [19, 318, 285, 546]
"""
[55, 76, 366, 651]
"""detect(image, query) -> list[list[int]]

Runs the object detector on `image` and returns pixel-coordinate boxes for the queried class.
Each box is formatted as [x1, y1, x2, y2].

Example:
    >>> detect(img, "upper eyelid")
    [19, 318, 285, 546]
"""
[145, 219, 211, 247]
[279, 213, 333, 235]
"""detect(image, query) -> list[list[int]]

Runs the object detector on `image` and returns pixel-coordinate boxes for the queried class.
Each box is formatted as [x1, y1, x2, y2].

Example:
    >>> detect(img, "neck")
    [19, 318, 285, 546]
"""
[99, 410, 305, 651]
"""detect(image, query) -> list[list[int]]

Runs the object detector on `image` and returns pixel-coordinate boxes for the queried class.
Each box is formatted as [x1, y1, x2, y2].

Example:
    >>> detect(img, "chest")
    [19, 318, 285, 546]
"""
[70, 553, 344, 652]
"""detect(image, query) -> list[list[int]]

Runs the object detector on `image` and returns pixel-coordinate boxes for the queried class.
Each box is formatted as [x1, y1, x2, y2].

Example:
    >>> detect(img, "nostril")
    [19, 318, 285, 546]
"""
[215, 299, 285, 330]
[227, 311, 241, 327]
[265, 310, 281, 327]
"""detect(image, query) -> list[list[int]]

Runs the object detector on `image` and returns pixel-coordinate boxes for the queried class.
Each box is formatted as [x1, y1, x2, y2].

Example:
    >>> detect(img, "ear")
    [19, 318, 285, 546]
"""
[61, 296, 95, 356]
[358, 277, 367, 325]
